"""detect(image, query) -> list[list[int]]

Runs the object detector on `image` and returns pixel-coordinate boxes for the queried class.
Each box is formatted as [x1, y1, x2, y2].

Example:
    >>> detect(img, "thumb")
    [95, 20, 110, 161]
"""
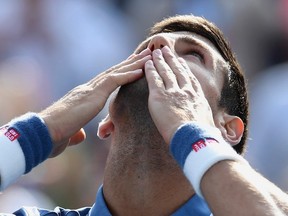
[49, 129, 86, 158]
[69, 128, 86, 146]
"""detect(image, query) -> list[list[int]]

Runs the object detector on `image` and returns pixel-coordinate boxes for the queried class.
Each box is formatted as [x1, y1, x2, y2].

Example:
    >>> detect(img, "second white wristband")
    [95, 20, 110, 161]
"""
[183, 138, 246, 198]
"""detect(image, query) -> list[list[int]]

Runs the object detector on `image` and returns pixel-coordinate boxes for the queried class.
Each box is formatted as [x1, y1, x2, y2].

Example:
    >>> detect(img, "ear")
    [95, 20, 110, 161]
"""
[97, 114, 114, 140]
[216, 113, 244, 146]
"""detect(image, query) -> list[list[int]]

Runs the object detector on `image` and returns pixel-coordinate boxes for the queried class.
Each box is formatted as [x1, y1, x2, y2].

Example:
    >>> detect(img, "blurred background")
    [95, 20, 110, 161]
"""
[0, 0, 288, 212]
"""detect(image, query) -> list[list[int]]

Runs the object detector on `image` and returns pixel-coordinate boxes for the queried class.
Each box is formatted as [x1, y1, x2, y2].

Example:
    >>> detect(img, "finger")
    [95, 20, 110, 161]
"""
[127, 47, 151, 60]
[152, 49, 178, 89]
[145, 60, 165, 91]
[116, 55, 151, 75]
[49, 129, 86, 158]
[89, 54, 151, 86]
[69, 128, 86, 146]
[127, 53, 136, 60]
[81, 59, 146, 120]
[104, 48, 152, 75]
[161, 46, 190, 88]
[108, 69, 144, 90]
[91, 69, 144, 107]
[179, 57, 203, 93]
[49, 140, 70, 158]
[176, 57, 194, 88]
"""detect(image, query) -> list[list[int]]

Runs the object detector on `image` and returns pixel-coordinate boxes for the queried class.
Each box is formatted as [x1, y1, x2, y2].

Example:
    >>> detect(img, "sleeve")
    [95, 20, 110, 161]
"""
[11, 186, 112, 216]
[0, 112, 53, 191]
[13, 206, 91, 216]
[171, 193, 211, 216]
[89, 185, 113, 216]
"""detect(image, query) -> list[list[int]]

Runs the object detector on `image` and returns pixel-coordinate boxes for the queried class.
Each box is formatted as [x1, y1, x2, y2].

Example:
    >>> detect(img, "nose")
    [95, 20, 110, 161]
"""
[147, 34, 173, 51]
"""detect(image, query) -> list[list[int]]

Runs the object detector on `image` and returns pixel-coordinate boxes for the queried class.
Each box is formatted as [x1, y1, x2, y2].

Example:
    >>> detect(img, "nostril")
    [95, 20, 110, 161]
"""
[150, 44, 155, 51]
[160, 45, 164, 48]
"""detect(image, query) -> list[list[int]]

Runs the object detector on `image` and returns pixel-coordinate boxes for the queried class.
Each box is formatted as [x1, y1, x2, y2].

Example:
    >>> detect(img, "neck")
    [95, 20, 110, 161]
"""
[103, 134, 194, 215]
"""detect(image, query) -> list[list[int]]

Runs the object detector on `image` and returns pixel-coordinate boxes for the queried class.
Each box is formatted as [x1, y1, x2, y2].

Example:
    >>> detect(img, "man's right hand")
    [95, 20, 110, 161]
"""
[40, 48, 151, 157]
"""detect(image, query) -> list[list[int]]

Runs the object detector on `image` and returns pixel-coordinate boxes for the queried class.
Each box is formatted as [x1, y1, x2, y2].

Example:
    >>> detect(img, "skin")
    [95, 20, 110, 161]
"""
[142, 34, 288, 215]
[138, 32, 244, 146]
[0, 47, 152, 189]
[39, 48, 152, 157]
[99, 32, 244, 215]
[145, 43, 288, 216]
[99, 31, 288, 215]
[3, 28, 287, 215]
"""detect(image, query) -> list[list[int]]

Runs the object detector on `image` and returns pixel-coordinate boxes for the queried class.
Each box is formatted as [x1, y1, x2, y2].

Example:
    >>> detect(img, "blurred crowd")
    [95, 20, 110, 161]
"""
[0, 0, 288, 212]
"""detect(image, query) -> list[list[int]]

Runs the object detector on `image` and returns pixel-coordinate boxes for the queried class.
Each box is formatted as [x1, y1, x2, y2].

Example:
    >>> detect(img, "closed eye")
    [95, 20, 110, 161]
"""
[176, 36, 206, 64]
[183, 48, 205, 64]
[186, 50, 204, 62]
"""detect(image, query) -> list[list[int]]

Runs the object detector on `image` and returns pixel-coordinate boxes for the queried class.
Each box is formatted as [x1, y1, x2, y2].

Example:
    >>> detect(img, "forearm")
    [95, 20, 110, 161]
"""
[202, 160, 286, 216]
[253, 169, 288, 214]
[170, 122, 288, 215]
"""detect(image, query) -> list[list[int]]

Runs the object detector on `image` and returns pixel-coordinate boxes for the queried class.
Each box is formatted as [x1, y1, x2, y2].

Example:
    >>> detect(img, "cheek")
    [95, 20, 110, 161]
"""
[194, 71, 221, 112]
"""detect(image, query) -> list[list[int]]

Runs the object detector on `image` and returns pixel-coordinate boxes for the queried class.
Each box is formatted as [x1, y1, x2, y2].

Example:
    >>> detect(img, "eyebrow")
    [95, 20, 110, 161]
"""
[178, 35, 220, 68]
[177, 35, 208, 50]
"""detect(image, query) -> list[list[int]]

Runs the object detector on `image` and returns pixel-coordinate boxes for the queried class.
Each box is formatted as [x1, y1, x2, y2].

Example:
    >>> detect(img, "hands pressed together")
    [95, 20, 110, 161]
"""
[41, 46, 215, 157]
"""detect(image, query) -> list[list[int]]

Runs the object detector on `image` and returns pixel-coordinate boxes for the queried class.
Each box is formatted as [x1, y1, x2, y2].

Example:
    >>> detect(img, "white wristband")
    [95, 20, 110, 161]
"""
[183, 138, 247, 198]
[0, 127, 25, 191]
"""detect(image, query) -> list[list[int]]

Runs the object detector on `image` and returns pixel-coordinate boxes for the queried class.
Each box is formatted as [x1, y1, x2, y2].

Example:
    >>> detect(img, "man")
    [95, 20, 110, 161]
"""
[1, 15, 288, 215]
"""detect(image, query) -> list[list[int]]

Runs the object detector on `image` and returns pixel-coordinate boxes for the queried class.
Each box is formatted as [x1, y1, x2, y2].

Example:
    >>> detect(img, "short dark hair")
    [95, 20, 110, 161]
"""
[148, 15, 249, 154]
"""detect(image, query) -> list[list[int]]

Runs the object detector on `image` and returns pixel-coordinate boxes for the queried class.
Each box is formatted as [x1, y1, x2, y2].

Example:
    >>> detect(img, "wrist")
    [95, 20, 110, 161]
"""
[39, 111, 58, 144]
[0, 113, 53, 190]
[9, 112, 53, 173]
[170, 122, 222, 168]
[169, 122, 247, 198]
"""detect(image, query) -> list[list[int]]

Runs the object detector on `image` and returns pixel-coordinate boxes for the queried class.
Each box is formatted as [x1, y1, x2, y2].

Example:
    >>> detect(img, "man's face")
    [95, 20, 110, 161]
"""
[136, 31, 228, 114]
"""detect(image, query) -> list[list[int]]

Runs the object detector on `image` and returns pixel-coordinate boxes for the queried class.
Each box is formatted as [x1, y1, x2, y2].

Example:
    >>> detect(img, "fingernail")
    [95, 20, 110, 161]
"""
[133, 69, 143, 74]
[145, 60, 153, 65]
[153, 49, 162, 56]
[139, 48, 151, 55]
[178, 57, 186, 64]
[161, 46, 170, 52]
